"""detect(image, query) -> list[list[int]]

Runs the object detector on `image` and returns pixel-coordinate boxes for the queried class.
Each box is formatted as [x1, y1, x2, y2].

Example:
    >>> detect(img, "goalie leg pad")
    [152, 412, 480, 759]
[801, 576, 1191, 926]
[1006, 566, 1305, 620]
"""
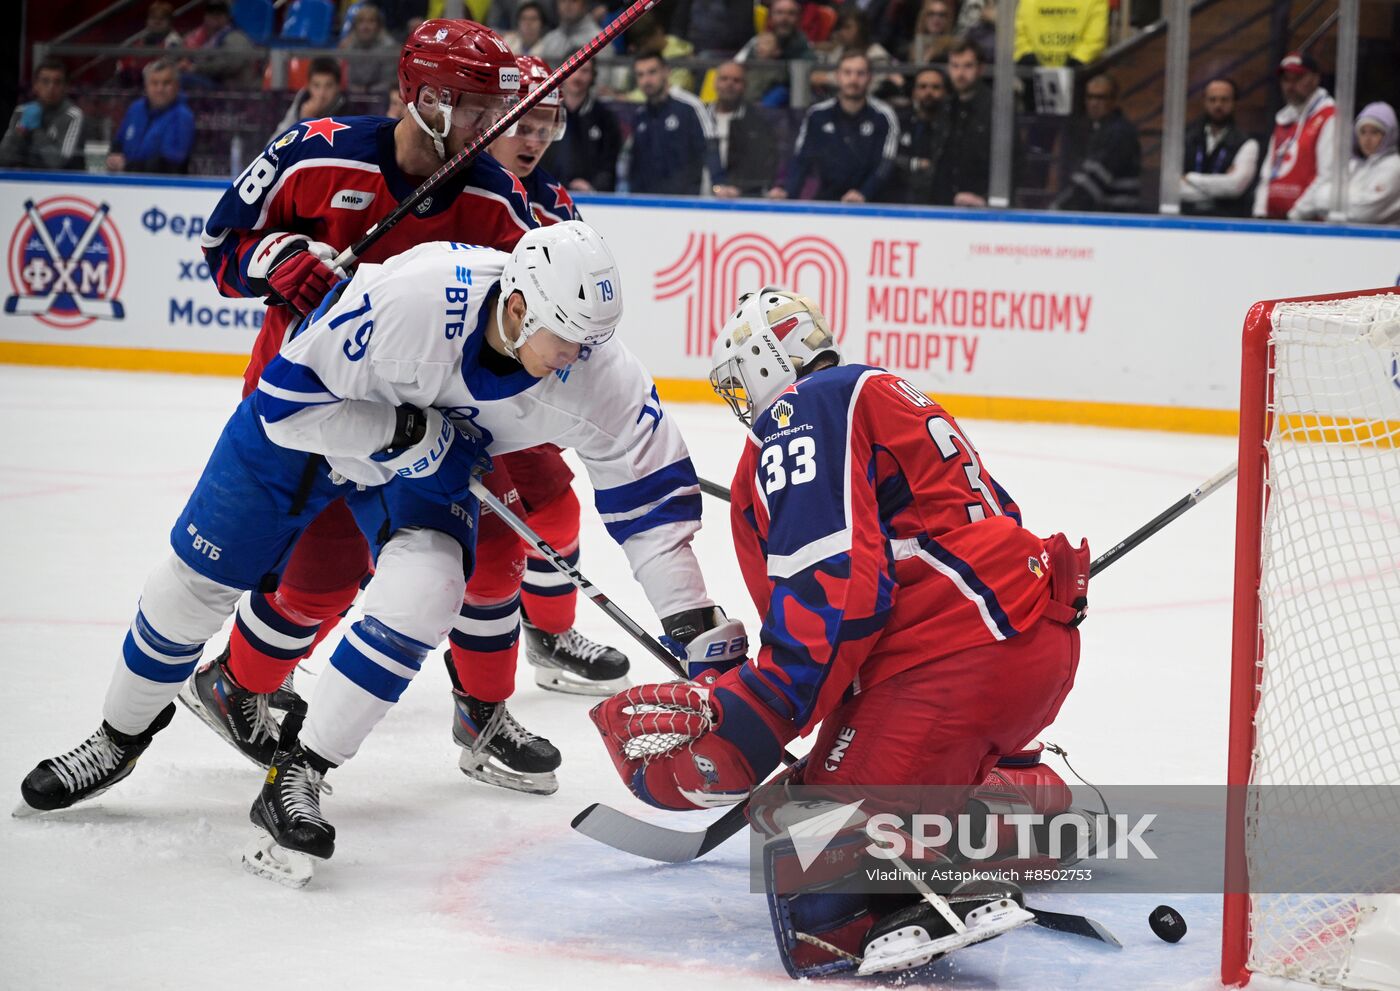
[763, 833, 873, 978]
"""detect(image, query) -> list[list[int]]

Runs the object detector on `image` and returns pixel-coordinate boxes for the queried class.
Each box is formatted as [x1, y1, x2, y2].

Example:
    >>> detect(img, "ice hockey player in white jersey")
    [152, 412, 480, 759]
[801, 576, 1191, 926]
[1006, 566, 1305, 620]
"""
[18, 222, 745, 883]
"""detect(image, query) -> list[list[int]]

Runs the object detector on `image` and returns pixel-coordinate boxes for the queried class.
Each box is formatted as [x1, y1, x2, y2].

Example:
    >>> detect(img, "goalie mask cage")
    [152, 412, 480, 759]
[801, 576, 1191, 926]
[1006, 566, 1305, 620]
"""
[1224, 287, 1400, 989]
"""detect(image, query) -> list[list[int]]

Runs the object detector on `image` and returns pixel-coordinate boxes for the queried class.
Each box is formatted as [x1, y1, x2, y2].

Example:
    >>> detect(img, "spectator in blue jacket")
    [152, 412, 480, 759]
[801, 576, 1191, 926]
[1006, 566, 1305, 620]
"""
[106, 58, 196, 174]
[627, 52, 726, 196]
[768, 52, 899, 203]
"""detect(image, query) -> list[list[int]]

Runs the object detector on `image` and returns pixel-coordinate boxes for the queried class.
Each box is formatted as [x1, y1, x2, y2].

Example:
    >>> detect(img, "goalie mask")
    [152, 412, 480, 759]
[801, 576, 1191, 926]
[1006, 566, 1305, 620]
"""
[398, 19, 520, 158]
[498, 220, 623, 352]
[709, 288, 842, 426]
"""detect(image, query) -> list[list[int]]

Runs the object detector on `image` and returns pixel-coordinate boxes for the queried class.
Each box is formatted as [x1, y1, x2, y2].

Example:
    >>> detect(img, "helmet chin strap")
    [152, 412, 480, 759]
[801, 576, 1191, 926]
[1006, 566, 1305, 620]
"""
[407, 99, 450, 159]
[495, 290, 534, 364]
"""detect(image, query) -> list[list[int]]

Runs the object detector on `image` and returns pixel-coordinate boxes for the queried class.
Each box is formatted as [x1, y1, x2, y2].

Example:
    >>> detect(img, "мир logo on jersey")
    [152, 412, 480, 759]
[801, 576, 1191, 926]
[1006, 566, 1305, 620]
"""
[5, 196, 126, 329]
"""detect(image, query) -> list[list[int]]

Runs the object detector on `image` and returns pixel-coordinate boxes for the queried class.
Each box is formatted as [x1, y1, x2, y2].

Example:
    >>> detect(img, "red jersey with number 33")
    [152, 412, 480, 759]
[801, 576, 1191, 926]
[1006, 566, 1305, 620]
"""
[727, 363, 1053, 736]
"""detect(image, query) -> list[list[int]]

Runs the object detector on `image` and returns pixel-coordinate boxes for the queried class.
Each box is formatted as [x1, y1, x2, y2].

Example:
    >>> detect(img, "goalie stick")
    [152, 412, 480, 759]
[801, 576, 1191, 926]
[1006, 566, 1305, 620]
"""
[573, 463, 1239, 862]
[334, 0, 657, 269]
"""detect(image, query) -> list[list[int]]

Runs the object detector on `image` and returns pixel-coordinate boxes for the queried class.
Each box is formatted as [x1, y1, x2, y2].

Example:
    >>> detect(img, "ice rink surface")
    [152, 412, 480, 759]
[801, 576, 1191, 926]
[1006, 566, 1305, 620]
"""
[0, 365, 1302, 990]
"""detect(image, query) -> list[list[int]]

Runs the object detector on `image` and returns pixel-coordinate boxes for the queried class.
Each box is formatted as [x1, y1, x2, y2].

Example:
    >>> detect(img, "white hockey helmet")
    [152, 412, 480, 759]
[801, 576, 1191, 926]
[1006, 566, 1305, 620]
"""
[709, 287, 841, 425]
[497, 220, 623, 351]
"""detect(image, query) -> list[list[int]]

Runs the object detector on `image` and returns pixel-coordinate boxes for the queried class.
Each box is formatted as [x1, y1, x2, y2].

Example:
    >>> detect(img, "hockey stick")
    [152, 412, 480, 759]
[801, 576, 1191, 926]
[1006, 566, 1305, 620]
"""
[466, 475, 803, 755]
[334, 0, 657, 270]
[572, 463, 1240, 863]
[1087, 461, 1237, 578]
[1027, 907, 1122, 947]
[469, 476, 684, 677]
[698, 476, 732, 501]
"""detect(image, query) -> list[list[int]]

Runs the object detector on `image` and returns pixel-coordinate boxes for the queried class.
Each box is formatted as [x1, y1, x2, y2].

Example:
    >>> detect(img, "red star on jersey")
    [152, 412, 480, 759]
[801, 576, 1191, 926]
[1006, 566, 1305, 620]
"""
[547, 181, 576, 217]
[507, 172, 531, 209]
[301, 117, 352, 146]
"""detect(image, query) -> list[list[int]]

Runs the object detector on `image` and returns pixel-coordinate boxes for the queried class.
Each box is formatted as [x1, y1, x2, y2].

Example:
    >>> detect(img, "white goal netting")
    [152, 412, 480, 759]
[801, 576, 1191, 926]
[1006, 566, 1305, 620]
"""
[1246, 293, 1400, 989]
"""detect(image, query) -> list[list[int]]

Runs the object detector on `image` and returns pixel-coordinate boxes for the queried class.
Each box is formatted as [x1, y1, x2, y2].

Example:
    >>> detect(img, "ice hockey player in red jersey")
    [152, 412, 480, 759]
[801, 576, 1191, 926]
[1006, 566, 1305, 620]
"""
[444, 54, 631, 796]
[182, 19, 548, 777]
[592, 288, 1091, 977]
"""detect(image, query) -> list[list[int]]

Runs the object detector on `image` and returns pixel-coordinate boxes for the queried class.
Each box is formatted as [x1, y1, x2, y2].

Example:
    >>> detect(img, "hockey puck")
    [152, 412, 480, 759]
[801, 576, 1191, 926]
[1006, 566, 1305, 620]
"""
[1149, 905, 1187, 943]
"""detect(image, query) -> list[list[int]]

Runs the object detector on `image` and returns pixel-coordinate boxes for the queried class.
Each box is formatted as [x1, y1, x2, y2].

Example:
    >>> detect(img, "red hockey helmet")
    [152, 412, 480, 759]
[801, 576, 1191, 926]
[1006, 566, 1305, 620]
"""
[398, 19, 521, 151]
[508, 55, 566, 142]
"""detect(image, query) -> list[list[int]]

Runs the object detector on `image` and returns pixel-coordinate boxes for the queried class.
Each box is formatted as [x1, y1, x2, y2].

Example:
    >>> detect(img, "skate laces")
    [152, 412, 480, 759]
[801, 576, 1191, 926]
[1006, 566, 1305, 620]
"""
[240, 692, 280, 746]
[558, 628, 611, 663]
[473, 701, 538, 752]
[50, 729, 125, 792]
[280, 759, 330, 828]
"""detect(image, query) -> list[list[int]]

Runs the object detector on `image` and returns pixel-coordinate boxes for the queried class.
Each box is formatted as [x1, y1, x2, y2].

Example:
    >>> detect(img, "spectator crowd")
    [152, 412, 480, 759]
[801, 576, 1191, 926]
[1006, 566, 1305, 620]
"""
[2, 0, 1397, 224]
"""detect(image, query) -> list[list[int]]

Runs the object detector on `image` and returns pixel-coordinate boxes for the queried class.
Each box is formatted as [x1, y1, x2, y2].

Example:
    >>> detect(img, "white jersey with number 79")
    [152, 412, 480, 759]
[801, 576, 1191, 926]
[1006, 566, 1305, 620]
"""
[252, 239, 708, 618]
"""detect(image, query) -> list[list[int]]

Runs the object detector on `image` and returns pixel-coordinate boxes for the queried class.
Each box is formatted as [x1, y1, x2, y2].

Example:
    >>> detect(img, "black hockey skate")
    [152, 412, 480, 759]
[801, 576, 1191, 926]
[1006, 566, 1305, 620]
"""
[245, 712, 334, 888]
[452, 689, 561, 796]
[857, 881, 1033, 976]
[523, 615, 632, 694]
[443, 650, 560, 794]
[523, 616, 630, 696]
[16, 703, 176, 816]
[179, 649, 305, 768]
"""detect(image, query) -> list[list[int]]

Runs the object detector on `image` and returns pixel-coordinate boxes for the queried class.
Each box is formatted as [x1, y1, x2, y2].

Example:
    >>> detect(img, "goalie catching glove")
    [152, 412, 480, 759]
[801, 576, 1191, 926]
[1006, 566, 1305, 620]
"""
[247, 232, 347, 316]
[589, 669, 789, 811]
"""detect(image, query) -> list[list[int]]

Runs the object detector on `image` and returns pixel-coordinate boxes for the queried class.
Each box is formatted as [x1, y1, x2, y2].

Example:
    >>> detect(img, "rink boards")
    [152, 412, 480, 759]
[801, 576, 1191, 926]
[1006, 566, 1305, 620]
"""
[1, 170, 1397, 434]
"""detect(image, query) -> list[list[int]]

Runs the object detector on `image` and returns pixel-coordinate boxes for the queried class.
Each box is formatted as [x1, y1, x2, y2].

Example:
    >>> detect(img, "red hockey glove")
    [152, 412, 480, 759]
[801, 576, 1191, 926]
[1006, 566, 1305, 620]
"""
[248, 232, 346, 317]
[1040, 533, 1090, 627]
[590, 677, 785, 811]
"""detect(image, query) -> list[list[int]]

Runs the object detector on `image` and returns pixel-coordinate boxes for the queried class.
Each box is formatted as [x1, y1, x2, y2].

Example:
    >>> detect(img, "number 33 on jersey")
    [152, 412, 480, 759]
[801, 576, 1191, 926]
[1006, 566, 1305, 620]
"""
[729, 364, 1055, 732]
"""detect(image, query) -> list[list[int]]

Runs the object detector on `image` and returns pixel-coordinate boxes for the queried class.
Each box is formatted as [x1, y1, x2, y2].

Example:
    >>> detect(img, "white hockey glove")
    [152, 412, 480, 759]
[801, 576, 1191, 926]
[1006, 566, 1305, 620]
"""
[660, 606, 748, 682]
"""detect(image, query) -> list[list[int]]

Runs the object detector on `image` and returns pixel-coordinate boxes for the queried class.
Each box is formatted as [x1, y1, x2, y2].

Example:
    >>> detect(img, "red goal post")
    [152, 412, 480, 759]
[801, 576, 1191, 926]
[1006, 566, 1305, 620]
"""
[1224, 286, 1400, 988]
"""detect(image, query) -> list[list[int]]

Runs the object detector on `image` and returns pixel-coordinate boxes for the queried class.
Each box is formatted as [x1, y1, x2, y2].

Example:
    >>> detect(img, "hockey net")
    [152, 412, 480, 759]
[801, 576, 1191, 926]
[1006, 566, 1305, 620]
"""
[1224, 289, 1400, 989]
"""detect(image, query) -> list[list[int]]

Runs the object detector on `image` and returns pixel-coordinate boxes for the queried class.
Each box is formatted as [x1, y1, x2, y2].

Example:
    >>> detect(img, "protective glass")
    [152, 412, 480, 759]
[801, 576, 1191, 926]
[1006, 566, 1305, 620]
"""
[504, 104, 567, 143]
[419, 88, 518, 136]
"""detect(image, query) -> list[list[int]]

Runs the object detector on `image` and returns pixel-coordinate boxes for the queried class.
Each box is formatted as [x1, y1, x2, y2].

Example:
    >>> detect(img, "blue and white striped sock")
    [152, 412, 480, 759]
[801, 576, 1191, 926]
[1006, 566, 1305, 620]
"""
[301, 616, 432, 765]
[102, 608, 204, 735]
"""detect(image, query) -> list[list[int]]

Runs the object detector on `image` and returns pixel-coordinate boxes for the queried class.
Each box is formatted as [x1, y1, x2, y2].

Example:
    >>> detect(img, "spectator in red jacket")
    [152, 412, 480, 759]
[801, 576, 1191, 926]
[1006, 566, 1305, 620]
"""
[1253, 52, 1337, 220]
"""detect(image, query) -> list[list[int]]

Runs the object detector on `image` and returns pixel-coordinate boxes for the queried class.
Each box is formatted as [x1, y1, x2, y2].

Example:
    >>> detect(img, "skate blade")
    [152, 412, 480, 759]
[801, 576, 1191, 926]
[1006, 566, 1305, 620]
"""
[242, 833, 316, 889]
[12, 801, 43, 819]
[532, 666, 630, 697]
[177, 681, 275, 771]
[857, 902, 1033, 976]
[457, 751, 559, 796]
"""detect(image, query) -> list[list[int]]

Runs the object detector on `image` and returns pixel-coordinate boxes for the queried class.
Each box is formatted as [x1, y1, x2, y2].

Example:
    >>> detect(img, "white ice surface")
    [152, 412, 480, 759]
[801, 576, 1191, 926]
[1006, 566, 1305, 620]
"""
[0, 366, 1304, 990]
